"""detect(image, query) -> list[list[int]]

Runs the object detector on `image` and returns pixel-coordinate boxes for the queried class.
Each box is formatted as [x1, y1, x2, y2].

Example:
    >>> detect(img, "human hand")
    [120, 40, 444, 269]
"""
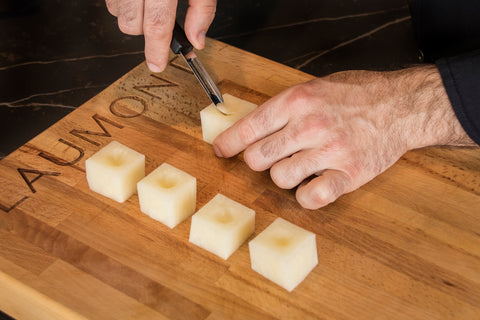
[106, 0, 217, 72]
[213, 66, 474, 209]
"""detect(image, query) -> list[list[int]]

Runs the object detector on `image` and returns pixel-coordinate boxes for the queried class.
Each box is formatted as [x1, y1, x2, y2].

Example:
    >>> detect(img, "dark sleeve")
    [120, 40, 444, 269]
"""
[409, 0, 480, 145]
[437, 51, 480, 144]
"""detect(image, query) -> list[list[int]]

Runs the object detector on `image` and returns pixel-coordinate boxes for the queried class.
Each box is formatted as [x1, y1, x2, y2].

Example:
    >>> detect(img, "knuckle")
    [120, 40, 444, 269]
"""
[296, 191, 320, 210]
[324, 70, 351, 83]
[285, 84, 314, 108]
[259, 132, 287, 159]
[343, 159, 362, 179]
[324, 137, 343, 153]
[327, 174, 346, 198]
[238, 121, 257, 145]
[271, 156, 313, 190]
[270, 164, 293, 189]
[310, 187, 336, 208]
[250, 107, 275, 135]
[144, 5, 174, 33]
[119, 0, 138, 19]
[117, 1, 142, 34]
[293, 118, 327, 142]
[143, 23, 167, 37]
[243, 148, 263, 172]
[106, 0, 118, 15]
[312, 172, 349, 208]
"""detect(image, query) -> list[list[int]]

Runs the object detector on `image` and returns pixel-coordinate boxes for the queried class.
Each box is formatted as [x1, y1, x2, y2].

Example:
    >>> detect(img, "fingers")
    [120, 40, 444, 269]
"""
[243, 129, 297, 172]
[296, 170, 351, 210]
[117, 0, 144, 35]
[108, 0, 217, 73]
[269, 149, 332, 189]
[184, 0, 217, 49]
[106, 0, 119, 16]
[144, 0, 177, 72]
[213, 94, 291, 158]
[243, 116, 329, 171]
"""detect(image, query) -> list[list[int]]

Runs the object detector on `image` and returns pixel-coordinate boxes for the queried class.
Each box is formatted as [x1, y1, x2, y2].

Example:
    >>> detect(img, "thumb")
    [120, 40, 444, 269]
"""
[296, 170, 351, 210]
[184, 0, 217, 49]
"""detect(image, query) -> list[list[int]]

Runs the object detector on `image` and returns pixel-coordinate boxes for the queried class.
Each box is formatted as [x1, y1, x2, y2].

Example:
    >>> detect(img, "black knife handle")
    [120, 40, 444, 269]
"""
[170, 22, 193, 55]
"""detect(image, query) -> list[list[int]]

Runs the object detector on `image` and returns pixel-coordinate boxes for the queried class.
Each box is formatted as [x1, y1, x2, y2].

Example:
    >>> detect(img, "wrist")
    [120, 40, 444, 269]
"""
[391, 65, 475, 149]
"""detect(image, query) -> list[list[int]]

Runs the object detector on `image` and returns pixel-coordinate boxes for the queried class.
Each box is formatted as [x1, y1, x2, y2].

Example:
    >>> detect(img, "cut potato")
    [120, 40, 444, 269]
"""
[85, 141, 145, 203]
[249, 217, 318, 292]
[137, 163, 196, 228]
[189, 194, 255, 259]
[200, 93, 257, 144]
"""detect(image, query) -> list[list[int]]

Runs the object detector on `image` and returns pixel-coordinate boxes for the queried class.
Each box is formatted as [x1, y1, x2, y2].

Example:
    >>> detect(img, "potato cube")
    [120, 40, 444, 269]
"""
[85, 141, 145, 203]
[249, 217, 318, 292]
[189, 194, 255, 259]
[137, 163, 196, 228]
[200, 93, 257, 144]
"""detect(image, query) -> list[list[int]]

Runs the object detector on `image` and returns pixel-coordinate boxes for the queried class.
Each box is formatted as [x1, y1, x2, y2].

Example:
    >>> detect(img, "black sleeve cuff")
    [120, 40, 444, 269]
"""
[436, 49, 480, 145]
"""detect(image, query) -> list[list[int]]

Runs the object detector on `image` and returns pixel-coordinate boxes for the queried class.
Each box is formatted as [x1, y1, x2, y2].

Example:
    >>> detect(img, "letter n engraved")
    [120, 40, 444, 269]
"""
[133, 74, 179, 100]
[70, 113, 124, 146]
[168, 56, 193, 74]
[38, 139, 84, 166]
[17, 168, 61, 193]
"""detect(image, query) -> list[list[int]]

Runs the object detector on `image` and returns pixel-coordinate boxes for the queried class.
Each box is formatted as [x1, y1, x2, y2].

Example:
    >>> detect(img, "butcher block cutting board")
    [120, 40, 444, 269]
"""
[1, 38, 480, 320]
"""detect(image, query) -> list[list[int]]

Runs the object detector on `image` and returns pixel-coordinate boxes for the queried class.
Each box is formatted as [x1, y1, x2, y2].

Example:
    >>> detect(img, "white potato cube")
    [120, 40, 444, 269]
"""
[249, 217, 318, 292]
[189, 194, 255, 259]
[85, 141, 145, 203]
[200, 93, 257, 144]
[137, 163, 196, 228]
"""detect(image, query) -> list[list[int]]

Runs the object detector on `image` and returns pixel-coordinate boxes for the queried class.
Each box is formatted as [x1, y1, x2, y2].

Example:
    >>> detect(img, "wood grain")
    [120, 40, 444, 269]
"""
[0, 38, 479, 320]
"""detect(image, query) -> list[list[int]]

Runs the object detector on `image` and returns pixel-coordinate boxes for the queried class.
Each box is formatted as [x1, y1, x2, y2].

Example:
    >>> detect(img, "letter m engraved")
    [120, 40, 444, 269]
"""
[70, 113, 124, 146]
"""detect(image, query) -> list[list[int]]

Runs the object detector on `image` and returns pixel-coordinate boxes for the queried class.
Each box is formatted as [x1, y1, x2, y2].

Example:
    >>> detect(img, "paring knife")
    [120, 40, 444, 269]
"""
[170, 22, 229, 114]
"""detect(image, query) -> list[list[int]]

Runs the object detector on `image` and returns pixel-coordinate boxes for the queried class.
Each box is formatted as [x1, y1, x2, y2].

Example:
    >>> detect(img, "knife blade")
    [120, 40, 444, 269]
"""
[170, 22, 229, 114]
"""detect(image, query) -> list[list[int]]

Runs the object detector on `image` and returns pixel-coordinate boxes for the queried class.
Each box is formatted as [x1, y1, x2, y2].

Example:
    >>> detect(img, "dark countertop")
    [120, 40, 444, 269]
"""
[0, 0, 419, 159]
[0, 1, 417, 318]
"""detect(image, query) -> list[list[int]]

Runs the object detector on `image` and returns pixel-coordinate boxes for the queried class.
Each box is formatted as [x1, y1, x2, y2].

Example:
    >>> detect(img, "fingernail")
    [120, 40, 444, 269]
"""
[146, 62, 162, 73]
[213, 144, 223, 158]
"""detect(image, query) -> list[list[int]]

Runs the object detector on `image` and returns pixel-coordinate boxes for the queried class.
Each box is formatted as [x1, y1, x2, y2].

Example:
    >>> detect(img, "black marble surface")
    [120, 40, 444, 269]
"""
[0, 0, 419, 159]
[0, 1, 417, 317]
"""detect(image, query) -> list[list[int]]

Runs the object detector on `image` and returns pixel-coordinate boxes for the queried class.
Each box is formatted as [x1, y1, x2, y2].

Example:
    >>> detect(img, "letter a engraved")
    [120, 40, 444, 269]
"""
[38, 138, 84, 166]
[133, 74, 179, 100]
[70, 113, 124, 146]
[17, 168, 61, 193]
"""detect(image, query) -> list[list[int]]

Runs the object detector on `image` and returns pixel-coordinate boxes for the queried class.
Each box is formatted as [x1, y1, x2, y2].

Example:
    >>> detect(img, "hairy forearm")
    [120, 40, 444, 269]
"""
[385, 65, 476, 148]
[214, 65, 476, 209]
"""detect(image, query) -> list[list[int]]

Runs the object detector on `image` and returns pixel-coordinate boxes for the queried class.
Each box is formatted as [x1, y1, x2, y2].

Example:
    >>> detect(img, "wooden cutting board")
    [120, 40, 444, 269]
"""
[1, 38, 480, 320]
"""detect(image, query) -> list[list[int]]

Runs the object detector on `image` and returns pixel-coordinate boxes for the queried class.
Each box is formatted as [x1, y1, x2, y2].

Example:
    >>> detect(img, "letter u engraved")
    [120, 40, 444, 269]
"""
[38, 138, 84, 166]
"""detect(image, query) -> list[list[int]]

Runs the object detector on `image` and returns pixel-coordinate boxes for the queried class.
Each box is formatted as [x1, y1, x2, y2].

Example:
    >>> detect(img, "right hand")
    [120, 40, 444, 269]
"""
[106, 0, 217, 72]
[213, 66, 474, 210]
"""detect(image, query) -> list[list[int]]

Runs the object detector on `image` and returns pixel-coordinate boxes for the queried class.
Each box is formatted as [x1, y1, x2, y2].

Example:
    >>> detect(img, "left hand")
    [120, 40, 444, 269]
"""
[213, 66, 474, 209]
[105, 0, 217, 72]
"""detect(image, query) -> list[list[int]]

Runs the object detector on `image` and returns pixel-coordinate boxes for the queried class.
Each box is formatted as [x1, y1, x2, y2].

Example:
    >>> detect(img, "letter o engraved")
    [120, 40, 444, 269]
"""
[109, 95, 147, 118]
